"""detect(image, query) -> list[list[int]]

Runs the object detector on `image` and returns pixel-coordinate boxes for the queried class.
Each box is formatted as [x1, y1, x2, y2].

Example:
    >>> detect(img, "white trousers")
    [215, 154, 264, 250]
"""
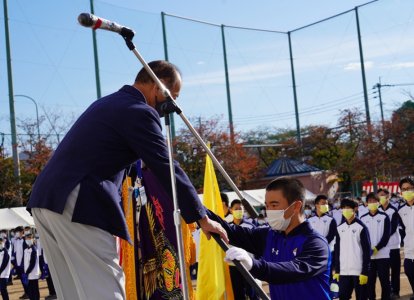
[32, 185, 126, 300]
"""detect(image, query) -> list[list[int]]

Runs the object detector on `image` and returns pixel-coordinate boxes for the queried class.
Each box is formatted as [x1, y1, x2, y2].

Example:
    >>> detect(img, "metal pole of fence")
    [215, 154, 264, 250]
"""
[221, 25, 235, 143]
[3, 0, 22, 205]
[161, 12, 176, 139]
[90, 0, 102, 99]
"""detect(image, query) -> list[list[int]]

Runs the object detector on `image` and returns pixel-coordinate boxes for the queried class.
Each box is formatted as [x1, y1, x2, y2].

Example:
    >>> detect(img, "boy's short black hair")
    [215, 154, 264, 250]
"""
[340, 198, 358, 209]
[15, 226, 23, 232]
[377, 188, 389, 195]
[230, 199, 242, 208]
[266, 177, 305, 205]
[221, 193, 229, 207]
[314, 194, 328, 205]
[399, 177, 414, 188]
[366, 192, 379, 202]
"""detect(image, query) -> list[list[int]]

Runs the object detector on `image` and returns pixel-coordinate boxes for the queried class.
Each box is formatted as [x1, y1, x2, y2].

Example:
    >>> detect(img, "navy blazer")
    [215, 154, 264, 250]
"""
[27, 85, 206, 241]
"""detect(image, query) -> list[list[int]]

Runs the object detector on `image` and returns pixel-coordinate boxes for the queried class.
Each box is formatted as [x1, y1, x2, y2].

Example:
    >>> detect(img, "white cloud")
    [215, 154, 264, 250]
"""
[343, 61, 374, 71]
[379, 62, 414, 69]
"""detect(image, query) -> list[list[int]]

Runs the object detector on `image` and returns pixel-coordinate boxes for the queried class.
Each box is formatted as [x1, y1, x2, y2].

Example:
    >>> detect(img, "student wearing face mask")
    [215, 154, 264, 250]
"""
[378, 188, 401, 299]
[360, 193, 391, 300]
[304, 204, 313, 219]
[207, 177, 331, 299]
[359, 191, 369, 217]
[23, 234, 40, 300]
[398, 177, 414, 297]
[12, 227, 29, 299]
[334, 198, 371, 300]
[228, 200, 258, 300]
[0, 237, 11, 300]
[308, 195, 336, 245]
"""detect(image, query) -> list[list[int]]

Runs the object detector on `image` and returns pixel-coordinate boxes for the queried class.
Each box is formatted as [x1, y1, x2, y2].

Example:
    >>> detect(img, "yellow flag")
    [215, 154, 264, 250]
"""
[196, 149, 234, 300]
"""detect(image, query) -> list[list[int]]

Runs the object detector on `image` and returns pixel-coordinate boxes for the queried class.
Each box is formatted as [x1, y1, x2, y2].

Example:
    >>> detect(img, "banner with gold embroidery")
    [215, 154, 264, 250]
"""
[136, 166, 196, 300]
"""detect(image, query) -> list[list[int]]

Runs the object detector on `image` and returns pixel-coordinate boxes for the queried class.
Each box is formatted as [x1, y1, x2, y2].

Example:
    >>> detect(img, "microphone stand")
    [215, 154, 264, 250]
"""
[120, 30, 268, 299]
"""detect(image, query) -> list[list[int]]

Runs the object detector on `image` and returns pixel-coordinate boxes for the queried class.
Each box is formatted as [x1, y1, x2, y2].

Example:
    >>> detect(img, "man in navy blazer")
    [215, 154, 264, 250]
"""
[27, 60, 228, 300]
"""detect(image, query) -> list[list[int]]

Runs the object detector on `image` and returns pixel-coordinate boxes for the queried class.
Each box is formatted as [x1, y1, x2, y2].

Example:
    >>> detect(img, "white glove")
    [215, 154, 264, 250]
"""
[224, 247, 253, 271]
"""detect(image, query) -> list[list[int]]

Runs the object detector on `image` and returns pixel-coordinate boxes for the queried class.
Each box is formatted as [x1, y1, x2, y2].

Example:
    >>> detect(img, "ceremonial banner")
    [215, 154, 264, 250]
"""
[137, 166, 196, 300]
[196, 151, 234, 300]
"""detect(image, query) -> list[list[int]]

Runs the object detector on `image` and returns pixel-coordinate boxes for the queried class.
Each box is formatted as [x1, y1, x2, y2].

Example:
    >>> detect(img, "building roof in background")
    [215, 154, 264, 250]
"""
[265, 157, 321, 177]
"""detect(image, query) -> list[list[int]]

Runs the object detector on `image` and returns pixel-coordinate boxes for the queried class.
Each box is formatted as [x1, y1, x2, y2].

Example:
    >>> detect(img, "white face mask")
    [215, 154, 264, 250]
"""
[15, 232, 21, 238]
[0, 243, 3, 250]
[265, 202, 296, 232]
[0, 233, 6, 238]
[25, 240, 33, 247]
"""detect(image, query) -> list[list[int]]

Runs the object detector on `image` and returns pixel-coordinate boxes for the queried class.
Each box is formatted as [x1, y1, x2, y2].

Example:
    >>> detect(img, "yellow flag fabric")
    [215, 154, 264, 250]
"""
[196, 151, 234, 300]
[121, 176, 138, 300]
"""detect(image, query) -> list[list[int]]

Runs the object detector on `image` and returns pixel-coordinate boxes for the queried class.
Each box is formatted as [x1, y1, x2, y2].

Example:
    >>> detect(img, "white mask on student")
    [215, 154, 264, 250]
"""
[25, 240, 33, 247]
[265, 202, 297, 232]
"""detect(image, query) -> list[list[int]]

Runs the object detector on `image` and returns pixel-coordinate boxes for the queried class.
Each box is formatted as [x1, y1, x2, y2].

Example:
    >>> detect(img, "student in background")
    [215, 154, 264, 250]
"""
[23, 234, 40, 300]
[378, 188, 401, 299]
[398, 177, 414, 297]
[308, 195, 336, 245]
[334, 198, 370, 300]
[0, 237, 10, 300]
[360, 193, 390, 300]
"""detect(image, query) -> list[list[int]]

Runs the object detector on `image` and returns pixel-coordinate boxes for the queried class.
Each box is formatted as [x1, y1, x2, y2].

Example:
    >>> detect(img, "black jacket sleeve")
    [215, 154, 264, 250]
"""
[207, 210, 269, 256]
[249, 235, 330, 284]
[0, 251, 9, 274]
[360, 226, 371, 276]
[334, 227, 340, 273]
[25, 248, 37, 275]
[390, 211, 399, 236]
[376, 215, 390, 250]
[326, 218, 336, 244]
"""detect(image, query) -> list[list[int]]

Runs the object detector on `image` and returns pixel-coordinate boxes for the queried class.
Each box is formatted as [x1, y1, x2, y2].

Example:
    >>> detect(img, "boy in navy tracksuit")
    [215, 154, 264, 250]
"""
[360, 193, 391, 300]
[378, 188, 401, 298]
[0, 237, 11, 300]
[398, 177, 414, 297]
[334, 198, 371, 300]
[208, 178, 331, 300]
[23, 234, 40, 300]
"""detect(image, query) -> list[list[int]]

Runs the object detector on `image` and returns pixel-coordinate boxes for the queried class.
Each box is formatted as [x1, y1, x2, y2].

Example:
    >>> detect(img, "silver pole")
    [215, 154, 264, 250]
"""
[165, 114, 190, 300]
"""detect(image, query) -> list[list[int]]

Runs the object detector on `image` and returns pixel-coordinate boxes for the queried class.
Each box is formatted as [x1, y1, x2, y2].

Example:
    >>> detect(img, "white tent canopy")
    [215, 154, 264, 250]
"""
[0, 207, 34, 230]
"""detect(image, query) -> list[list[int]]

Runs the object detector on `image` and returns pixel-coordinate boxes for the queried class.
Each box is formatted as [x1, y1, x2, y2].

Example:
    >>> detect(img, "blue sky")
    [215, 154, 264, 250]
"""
[1, 0, 414, 149]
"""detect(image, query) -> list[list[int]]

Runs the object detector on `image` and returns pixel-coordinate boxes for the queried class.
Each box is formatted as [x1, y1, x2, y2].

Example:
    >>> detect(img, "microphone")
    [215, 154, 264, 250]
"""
[78, 13, 134, 39]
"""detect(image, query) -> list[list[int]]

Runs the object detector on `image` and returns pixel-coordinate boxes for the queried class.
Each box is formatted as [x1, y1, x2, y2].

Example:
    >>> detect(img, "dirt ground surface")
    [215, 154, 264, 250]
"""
[4, 271, 413, 299]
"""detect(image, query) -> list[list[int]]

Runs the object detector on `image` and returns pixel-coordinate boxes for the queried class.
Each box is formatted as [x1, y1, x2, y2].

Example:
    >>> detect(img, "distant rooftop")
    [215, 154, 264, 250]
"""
[265, 157, 321, 177]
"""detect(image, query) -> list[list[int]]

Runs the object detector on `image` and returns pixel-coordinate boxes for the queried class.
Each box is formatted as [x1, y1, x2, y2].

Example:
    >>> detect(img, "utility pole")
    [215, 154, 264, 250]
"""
[3, 0, 22, 205]
[221, 25, 234, 143]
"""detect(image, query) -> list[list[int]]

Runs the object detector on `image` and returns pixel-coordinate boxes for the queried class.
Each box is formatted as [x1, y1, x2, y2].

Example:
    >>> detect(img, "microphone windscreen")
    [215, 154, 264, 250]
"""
[78, 13, 94, 27]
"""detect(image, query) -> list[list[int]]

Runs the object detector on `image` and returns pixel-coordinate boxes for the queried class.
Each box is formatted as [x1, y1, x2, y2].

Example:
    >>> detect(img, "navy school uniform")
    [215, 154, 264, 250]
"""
[335, 217, 371, 300]
[0, 247, 11, 300]
[208, 210, 331, 300]
[23, 245, 40, 300]
[360, 211, 391, 300]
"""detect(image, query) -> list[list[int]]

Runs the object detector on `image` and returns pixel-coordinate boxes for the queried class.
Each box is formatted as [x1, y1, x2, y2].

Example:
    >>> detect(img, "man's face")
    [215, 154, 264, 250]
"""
[265, 189, 300, 218]
[316, 199, 328, 212]
[231, 203, 242, 212]
[401, 182, 414, 193]
[149, 75, 182, 108]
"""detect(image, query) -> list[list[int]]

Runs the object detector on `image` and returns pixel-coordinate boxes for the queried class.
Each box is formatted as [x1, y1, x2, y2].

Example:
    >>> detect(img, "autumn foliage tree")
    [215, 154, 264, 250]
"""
[173, 117, 259, 192]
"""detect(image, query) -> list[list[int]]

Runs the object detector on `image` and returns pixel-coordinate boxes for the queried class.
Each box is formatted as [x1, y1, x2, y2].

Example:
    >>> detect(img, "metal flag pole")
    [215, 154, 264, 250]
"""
[78, 13, 267, 299]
